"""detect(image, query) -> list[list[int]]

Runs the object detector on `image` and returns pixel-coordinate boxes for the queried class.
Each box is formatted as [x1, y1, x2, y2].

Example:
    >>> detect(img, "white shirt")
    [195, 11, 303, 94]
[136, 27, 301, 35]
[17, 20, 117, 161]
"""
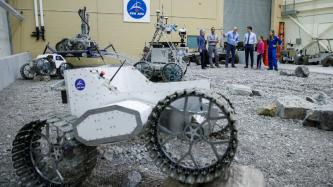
[244, 32, 257, 45]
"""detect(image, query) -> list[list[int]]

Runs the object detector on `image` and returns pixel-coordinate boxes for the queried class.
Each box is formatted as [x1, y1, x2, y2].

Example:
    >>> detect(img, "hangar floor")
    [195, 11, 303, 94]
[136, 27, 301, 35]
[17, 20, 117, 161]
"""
[0, 65, 332, 186]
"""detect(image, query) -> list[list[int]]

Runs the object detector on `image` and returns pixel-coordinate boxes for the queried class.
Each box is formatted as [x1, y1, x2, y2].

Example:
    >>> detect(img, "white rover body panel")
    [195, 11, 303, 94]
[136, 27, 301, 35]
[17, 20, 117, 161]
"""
[64, 66, 210, 145]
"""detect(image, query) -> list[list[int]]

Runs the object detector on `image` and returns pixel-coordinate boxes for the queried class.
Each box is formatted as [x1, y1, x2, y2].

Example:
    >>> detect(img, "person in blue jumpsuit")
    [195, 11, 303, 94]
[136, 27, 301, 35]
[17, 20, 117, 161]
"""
[267, 30, 282, 71]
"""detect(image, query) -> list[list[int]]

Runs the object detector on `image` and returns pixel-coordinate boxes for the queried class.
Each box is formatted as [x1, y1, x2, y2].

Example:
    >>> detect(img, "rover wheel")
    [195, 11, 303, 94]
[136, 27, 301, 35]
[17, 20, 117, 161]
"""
[145, 90, 237, 184]
[302, 56, 309, 65]
[195, 55, 201, 65]
[75, 42, 85, 51]
[322, 55, 333, 67]
[12, 116, 98, 186]
[181, 60, 188, 77]
[134, 61, 154, 80]
[20, 63, 34, 80]
[294, 55, 303, 65]
[58, 63, 73, 79]
[56, 38, 69, 52]
[161, 63, 183, 82]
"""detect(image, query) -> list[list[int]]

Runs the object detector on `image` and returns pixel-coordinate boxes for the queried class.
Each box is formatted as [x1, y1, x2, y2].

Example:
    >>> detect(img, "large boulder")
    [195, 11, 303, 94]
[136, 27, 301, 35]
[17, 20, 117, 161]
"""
[294, 66, 310, 78]
[226, 84, 253, 96]
[257, 104, 277, 117]
[303, 104, 333, 131]
[275, 96, 316, 120]
[163, 165, 265, 187]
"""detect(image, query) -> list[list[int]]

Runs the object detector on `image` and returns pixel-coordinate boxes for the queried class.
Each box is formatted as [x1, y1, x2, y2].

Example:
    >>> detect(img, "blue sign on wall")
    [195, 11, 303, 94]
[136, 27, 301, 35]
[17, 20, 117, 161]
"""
[124, 0, 150, 23]
[127, 0, 147, 19]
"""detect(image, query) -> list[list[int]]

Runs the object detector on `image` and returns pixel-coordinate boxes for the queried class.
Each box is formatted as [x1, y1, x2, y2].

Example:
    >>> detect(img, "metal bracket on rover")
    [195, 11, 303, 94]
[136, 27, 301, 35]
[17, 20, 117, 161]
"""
[134, 10, 189, 82]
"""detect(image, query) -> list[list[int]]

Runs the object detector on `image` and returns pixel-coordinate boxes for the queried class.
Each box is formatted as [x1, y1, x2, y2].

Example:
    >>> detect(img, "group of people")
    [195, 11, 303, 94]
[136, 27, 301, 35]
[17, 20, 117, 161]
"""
[197, 26, 282, 71]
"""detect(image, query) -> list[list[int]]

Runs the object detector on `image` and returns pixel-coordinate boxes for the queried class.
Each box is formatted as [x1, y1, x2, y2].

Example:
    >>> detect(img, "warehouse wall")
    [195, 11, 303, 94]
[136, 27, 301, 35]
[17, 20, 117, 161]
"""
[271, 0, 283, 32]
[282, 0, 333, 54]
[9, 0, 223, 60]
[224, 0, 272, 38]
[0, 6, 11, 57]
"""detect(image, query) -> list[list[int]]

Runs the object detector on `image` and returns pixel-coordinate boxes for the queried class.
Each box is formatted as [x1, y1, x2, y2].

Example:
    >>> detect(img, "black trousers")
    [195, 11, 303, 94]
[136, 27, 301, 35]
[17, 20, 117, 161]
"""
[226, 44, 236, 67]
[200, 49, 208, 68]
[257, 54, 262, 68]
[245, 44, 254, 67]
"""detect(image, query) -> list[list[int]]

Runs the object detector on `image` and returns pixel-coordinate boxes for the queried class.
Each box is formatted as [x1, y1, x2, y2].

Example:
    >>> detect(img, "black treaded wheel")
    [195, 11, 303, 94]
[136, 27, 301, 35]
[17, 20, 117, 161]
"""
[11, 118, 98, 187]
[303, 56, 309, 65]
[20, 63, 34, 80]
[134, 61, 154, 80]
[182, 60, 188, 77]
[161, 63, 184, 82]
[57, 63, 73, 79]
[234, 54, 240, 64]
[321, 55, 333, 67]
[75, 42, 85, 51]
[144, 90, 237, 184]
[56, 38, 69, 52]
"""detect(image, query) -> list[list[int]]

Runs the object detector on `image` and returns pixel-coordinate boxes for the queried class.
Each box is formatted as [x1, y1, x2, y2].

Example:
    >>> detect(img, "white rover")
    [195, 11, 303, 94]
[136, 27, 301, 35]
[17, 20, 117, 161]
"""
[20, 53, 71, 80]
[12, 65, 237, 186]
[134, 10, 189, 82]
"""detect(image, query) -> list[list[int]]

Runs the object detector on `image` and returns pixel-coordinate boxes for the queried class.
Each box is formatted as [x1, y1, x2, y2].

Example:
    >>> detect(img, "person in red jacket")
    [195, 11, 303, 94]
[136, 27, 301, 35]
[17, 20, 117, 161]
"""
[256, 36, 265, 69]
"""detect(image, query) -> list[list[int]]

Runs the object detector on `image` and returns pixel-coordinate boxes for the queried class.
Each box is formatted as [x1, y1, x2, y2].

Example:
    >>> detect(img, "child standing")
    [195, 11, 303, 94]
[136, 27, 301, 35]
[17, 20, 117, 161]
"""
[256, 36, 265, 69]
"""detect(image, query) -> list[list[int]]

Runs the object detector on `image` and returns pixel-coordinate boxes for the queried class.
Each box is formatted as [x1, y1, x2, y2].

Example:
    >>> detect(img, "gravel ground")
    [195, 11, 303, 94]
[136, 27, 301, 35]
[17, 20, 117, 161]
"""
[0, 65, 332, 187]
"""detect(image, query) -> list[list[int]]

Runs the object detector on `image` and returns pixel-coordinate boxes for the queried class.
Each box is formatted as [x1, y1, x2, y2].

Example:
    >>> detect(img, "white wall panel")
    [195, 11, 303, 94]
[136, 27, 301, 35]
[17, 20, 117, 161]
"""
[0, 7, 11, 57]
[283, 0, 333, 54]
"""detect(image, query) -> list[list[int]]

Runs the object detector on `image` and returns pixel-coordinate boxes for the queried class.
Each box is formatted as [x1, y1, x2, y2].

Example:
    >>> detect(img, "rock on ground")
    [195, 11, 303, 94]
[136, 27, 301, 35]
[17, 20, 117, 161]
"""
[226, 84, 253, 96]
[163, 165, 265, 187]
[257, 104, 277, 117]
[303, 104, 333, 131]
[295, 66, 310, 78]
[306, 91, 332, 106]
[279, 70, 294, 76]
[275, 96, 316, 119]
[251, 90, 262, 97]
